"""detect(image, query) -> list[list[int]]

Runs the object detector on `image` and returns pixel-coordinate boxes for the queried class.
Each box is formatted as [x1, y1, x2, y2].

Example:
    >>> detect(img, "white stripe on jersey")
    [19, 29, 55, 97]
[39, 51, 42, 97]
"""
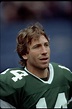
[0, 99, 16, 108]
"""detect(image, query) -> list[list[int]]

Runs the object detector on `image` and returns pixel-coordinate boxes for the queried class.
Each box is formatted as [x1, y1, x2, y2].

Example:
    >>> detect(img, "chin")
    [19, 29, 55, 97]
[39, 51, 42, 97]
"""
[40, 65, 48, 69]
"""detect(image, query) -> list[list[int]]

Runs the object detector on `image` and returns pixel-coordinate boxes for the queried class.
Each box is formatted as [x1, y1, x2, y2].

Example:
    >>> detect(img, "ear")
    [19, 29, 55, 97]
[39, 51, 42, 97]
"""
[22, 55, 28, 60]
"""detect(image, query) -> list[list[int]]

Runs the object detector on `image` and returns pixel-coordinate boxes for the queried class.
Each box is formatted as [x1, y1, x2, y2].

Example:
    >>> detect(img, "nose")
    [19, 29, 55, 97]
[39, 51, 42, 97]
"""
[41, 46, 48, 55]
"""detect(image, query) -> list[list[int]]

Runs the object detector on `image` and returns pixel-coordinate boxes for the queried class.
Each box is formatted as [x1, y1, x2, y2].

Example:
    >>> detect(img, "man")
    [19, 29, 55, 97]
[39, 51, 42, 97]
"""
[0, 22, 72, 108]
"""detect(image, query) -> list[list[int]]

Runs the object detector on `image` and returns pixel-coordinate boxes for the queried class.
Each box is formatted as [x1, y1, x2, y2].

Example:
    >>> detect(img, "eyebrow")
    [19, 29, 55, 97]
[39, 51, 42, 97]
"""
[32, 41, 49, 48]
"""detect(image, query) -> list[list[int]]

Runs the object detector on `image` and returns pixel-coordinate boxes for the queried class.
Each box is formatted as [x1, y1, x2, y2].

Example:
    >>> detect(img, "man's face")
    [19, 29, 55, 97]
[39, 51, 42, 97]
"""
[23, 35, 50, 70]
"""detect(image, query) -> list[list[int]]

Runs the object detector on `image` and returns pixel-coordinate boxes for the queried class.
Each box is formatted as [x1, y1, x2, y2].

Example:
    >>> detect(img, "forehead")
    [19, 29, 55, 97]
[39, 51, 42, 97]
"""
[32, 35, 48, 44]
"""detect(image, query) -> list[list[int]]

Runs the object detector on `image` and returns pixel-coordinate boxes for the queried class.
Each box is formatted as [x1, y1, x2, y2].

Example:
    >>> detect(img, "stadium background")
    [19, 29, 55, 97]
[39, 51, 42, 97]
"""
[0, 1, 72, 72]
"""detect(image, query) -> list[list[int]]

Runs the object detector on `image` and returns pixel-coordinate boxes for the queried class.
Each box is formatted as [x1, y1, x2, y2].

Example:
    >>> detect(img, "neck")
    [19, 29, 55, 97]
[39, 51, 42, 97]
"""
[26, 65, 49, 79]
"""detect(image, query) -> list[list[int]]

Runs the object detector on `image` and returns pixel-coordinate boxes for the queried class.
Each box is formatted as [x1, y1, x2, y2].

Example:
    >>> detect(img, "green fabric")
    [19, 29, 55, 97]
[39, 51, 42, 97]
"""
[0, 62, 72, 108]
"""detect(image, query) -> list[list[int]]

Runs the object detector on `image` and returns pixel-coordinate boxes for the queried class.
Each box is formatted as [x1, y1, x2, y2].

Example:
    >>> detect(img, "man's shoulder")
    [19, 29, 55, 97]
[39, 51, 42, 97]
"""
[50, 62, 72, 79]
[50, 62, 71, 72]
[0, 67, 24, 76]
[1, 67, 25, 73]
[0, 67, 28, 88]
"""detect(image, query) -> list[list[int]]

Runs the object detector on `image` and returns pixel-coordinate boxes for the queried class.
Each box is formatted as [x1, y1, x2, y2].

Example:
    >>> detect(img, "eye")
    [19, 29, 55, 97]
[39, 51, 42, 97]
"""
[32, 44, 41, 49]
[44, 42, 49, 47]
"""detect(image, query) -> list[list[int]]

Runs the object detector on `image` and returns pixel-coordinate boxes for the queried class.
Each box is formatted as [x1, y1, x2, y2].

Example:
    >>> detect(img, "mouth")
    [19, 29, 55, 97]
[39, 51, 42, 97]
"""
[40, 58, 48, 60]
[39, 58, 49, 63]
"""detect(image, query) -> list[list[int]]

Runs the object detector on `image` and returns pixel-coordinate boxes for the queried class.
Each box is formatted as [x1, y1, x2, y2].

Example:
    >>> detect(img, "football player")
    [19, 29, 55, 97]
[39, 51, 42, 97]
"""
[0, 22, 72, 108]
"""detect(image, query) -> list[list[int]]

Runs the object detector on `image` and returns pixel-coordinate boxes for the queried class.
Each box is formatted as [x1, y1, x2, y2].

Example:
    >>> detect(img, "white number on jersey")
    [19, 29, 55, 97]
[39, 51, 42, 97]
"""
[1, 69, 28, 82]
[36, 98, 47, 108]
[54, 93, 67, 108]
[36, 93, 67, 108]
[10, 70, 28, 82]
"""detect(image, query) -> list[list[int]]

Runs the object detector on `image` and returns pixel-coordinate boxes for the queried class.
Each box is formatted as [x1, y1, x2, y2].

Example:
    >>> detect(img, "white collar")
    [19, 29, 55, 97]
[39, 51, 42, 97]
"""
[24, 63, 54, 84]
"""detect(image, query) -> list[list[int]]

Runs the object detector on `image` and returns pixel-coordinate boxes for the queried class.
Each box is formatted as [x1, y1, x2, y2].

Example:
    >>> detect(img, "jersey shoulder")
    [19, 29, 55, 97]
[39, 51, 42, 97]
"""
[0, 67, 28, 88]
[51, 62, 72, 81]
[51, 62, 71, 72]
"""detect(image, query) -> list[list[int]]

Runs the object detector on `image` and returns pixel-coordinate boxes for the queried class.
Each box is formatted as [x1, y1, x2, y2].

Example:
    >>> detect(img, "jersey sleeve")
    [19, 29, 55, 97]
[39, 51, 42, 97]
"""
[58, 64, 72, 108]
[0, 68, 26, 109]
[58, 65, 72, 87]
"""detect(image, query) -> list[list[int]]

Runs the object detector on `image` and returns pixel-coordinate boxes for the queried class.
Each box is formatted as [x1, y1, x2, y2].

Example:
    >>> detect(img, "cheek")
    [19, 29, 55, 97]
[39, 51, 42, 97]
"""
[49, 49, 50, 54]
[48, 47, 50, 53]
[28, 51, 37, 60]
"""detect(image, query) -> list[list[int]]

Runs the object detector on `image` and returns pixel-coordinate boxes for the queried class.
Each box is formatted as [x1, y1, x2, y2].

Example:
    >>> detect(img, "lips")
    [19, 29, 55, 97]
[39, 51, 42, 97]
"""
[40, 58, 48, 60]
[39, 57, 49, 63]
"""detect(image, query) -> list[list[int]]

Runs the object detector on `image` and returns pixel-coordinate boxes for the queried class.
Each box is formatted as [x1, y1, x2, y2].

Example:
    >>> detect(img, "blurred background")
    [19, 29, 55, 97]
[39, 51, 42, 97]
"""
[0, 1, 72, 72]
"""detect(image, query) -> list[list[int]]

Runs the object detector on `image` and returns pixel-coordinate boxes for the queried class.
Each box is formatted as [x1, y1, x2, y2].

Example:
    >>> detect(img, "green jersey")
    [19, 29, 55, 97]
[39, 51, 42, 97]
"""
[0, 62, 72, 108]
